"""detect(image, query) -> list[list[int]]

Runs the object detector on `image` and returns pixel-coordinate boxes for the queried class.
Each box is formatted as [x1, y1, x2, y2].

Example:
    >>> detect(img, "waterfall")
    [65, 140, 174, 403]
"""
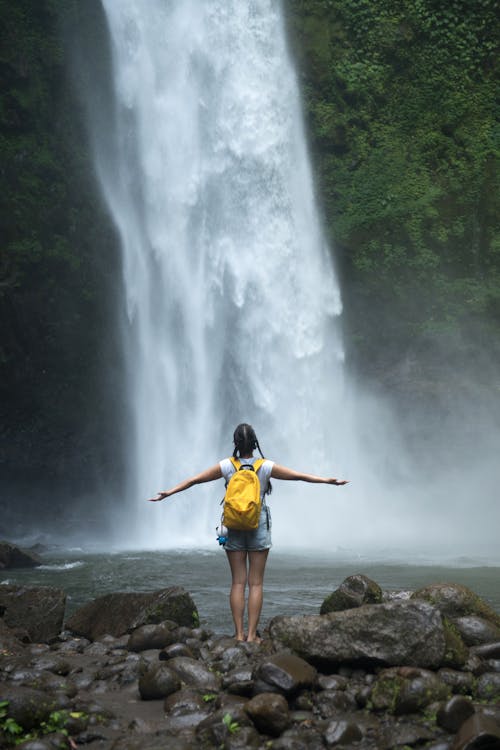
[89, 0, 348, 548]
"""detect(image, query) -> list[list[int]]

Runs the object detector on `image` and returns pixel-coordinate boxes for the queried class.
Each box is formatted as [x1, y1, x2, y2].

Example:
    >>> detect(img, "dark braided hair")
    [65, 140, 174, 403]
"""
[232, 423, 272, 494]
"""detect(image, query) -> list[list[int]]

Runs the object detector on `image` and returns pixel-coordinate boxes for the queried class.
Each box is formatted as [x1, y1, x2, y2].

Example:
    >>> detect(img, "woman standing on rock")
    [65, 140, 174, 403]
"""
[148, 423, 348, 643]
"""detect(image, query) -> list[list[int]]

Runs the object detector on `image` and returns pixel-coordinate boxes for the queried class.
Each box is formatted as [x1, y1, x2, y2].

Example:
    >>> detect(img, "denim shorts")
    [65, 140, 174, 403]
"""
[224, 505, 272, 552]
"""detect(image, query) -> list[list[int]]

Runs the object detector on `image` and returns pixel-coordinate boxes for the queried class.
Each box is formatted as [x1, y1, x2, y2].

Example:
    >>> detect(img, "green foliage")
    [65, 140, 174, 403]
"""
[222, 712, 240, 734]
[0, 0, 124, 496]
[0, 701, 85, 747]
[286, 0, 500, 387]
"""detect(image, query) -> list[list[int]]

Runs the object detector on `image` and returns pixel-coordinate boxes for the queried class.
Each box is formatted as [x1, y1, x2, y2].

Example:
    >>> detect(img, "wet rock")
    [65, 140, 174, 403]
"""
[159, 642, 194, 659]
[472, 642, 500, 660]
[271, 727, 326, 750]
[167, 656, 221, 691]
[223, 725, 262, 749]
[438, 668, 476, 695]
[314, 688, 358, 717]
[317, 674, 348, 691]
[164, 688, 208, 715]
[138, 663, 181, 699]
[0, 617, 25, 655]
[222, 666, 254, 695]
[270, 601, 454, 669]
[475, 672, 500, 701]
[0, 685, 60, 730]
[220, 645, 249, 673]
[382, 721, 436, 748]
[323, 718, 363, 746]
[0, 542, 41, 569]
[0, 585, 66, 643]
[66, 586, 198, 639]
[412, 583, 500, 628]
[369, 666, 451, 715]
[453, 616, 500, 646]
[245, 692, 290, 736]
[437, 695, 475, 732]
[254, 652, 317, 695]
[452, 713, 500, 750]
[127, 620, 179, 651]
[197, 706, 252, 746]
[320, 574, 382, 614]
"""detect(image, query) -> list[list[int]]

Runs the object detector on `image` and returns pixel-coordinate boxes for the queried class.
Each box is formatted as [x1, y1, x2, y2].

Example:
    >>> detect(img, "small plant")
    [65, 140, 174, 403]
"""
[222, 712, 240, 734]
[202, 693, 217, 703]
[192, 610, 200, 627]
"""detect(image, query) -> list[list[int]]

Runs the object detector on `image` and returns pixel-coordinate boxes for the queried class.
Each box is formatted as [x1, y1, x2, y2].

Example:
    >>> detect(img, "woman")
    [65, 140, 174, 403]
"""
[148, 423, 348, 643]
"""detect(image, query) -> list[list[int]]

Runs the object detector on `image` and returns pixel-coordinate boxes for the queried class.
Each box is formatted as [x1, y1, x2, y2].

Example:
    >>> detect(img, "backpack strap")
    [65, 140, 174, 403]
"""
[229, 457, 265, 473]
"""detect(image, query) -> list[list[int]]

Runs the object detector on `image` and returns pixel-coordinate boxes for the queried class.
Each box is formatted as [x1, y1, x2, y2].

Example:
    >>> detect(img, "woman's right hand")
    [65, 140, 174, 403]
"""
[147, 491, 169, 502]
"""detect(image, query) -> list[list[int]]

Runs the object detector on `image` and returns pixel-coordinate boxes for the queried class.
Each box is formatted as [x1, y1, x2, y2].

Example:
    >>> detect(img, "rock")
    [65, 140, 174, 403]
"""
[197, 706, 253, 746]
[412, 583, 500, 628]
[0, 542, 41, 569]
[127, 621, 179, 652]
[317, 674, 348, 691]
[320, 574, 382, 614]
[269, 601, 460, 669]
[314, 689, 358, 717]
[0, 585, 66, 643]
[245, 692, 290, 737]
[65, 586, 198, 639]
[323, 719, 363, 747]
[223, 667, 254, 696]
[369, 666, 451, 715]
[452, 713, 500, 750]
[159, 642, 194, 660]
[138, 663, 181, 699]
[453, 616, 500, 646]
[437, 696, 475, 732]
[220, 646, 250, 674]
[438, 668, 476, 695]
[0, 617, 25, 654]
[0, 685, 60, 730]
[167, 656, 221, 692]
[475, 672, 500, 701]
[163, 688, 208, 715]
[254, 652, 317, 695]
[472, 642, 500, 660]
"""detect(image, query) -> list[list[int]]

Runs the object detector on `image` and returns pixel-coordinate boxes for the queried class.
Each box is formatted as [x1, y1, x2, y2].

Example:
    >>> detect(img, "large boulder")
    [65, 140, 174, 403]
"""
[320, 574, 383, 614]
[65, 586, 198, 640]
[0, 585, 66, 643]
[269, 600, 466, 669]
[0, 542, 41, 569]
[411, 583, 500, 628]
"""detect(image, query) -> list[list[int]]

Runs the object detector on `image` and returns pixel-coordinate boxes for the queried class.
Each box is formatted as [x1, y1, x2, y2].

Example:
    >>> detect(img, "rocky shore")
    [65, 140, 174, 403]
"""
[1, 568, 500, 750]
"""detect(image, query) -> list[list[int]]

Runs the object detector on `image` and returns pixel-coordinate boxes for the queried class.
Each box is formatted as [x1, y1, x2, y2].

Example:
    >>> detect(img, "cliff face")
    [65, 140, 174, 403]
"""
[285, 0, 500, 396]
[0, 0, 125, 497]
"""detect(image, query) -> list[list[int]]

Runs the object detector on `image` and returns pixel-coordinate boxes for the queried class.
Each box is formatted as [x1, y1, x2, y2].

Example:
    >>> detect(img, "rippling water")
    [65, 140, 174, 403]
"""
[2, 549, 499, 634]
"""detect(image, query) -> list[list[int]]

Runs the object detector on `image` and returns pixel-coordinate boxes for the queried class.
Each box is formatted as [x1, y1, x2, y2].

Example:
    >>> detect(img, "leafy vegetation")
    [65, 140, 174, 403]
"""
[286, 0, 500, 397]
[0, 0, 124, 502]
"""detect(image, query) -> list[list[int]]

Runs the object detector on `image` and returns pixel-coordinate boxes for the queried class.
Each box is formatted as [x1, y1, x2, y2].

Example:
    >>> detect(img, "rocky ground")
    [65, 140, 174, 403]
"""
[1, 547, 500, 750]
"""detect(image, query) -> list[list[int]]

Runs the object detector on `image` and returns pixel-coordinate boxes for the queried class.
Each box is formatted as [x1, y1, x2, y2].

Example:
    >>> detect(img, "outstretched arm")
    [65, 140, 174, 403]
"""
[271, 463, 348, 485]
[147, 463, 223, 502]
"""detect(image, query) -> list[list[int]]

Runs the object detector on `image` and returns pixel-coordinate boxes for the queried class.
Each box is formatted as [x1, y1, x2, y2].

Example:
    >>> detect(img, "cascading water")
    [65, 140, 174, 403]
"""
[89, 0, 352, 548]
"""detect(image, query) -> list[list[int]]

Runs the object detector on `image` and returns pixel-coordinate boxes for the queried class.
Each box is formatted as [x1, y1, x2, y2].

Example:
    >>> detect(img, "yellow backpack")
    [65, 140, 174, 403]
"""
[222, 457, 265, 530]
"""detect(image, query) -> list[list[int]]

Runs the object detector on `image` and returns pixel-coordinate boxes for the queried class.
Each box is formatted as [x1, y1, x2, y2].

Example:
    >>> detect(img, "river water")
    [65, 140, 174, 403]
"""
[3, 548, 499, 634]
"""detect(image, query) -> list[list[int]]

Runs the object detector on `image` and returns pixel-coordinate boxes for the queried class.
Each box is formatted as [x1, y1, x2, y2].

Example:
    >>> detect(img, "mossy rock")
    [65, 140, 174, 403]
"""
[320, 574, 383, 614]
[411, 583, 500, 629]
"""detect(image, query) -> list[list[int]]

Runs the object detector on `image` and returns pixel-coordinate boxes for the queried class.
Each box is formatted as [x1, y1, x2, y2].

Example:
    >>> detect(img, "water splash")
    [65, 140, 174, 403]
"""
[89, 0, 347, 547]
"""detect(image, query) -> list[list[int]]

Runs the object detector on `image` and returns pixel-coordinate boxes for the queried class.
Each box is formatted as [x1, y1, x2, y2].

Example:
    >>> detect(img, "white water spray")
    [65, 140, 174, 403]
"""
[90, 0, 355, 548]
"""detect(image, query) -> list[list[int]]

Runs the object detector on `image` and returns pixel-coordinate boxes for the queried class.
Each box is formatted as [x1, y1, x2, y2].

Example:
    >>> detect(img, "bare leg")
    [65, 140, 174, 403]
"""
[247, 549, 269, 642]
[226, 550, 248, 641]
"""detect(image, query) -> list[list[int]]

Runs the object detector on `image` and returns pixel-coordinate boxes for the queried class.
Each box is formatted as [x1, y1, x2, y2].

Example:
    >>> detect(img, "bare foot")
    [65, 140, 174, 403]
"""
[246, 636, 262, 644]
